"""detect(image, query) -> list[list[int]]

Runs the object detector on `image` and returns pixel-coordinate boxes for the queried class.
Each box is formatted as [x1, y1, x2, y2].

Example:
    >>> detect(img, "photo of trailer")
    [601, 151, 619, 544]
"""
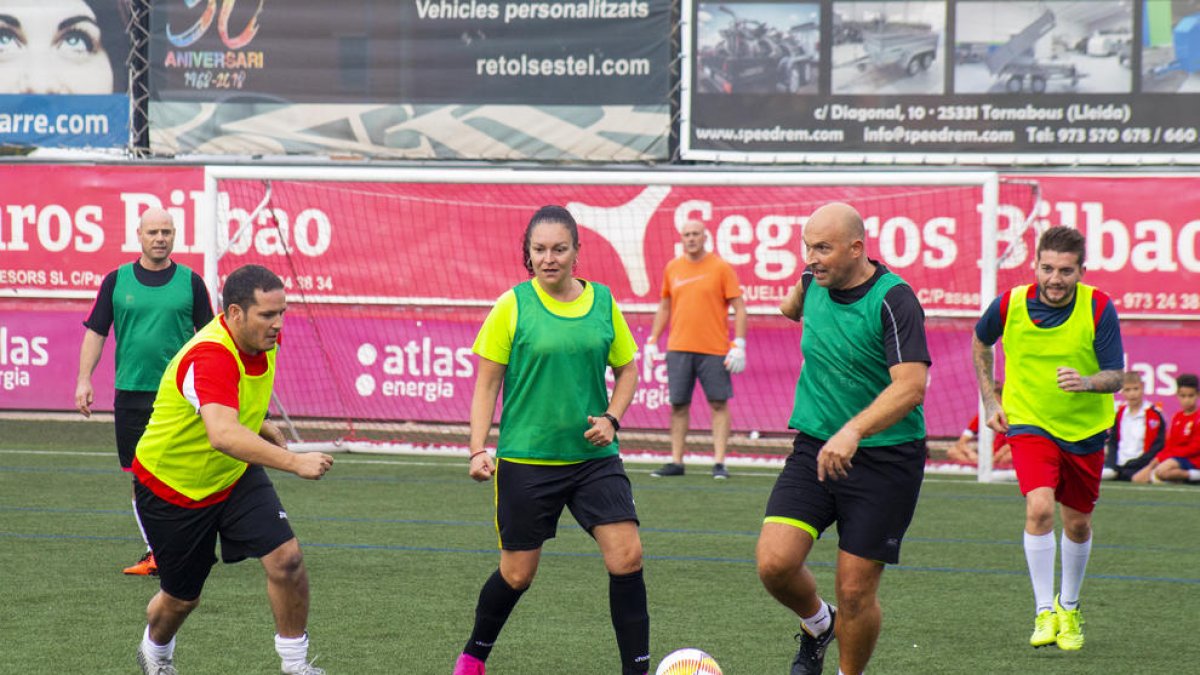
[695, 3, 821, 95]
[955, 1, 1132, 94]
[1142, 0, 1200, 92]
[832, 1, 946, 94]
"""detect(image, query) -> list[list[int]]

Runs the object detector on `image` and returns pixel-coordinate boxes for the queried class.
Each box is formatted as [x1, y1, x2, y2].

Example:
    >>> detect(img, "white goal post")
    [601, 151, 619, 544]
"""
[200, 166, 1013, 482]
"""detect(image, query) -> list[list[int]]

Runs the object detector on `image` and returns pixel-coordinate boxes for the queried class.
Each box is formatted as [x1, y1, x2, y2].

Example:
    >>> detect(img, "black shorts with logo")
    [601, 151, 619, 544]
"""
[764, 432, 927, 564]
[134, 465, 296, 601]
[114, 390, 156, 470]
[495, 455, 639, 551]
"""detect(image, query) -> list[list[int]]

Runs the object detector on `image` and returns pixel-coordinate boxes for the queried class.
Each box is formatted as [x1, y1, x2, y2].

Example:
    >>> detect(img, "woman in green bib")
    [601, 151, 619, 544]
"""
[453, 206, 647, 675]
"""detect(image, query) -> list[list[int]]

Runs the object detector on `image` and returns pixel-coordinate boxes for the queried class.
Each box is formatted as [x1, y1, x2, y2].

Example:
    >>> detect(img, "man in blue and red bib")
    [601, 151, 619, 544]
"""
[972, 226, 1124, 652]
[132, 264, 333, 675]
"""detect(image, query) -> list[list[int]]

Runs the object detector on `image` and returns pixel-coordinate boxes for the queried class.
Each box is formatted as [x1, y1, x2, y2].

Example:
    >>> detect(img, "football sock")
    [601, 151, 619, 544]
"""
[1187, 469, 1200, 482]
[1023, 530, 1056, 613]
[609, 569, 651, 675]
[1059, 532, 1092, 610]
[133, 496, 151, 548]
[275, 632, 310, 672]
[463, 569, 526, 662]
[801, 599, 832, 637]
[142, 625, 175, 660]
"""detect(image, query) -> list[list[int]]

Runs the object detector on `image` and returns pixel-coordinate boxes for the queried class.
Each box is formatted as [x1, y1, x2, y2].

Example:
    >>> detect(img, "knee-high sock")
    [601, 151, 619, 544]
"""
[1059, 532, 1092, 609]
[610, 569, 650, 675]
[463, 569, 525, 662]
[1023, 530, 1056, 614]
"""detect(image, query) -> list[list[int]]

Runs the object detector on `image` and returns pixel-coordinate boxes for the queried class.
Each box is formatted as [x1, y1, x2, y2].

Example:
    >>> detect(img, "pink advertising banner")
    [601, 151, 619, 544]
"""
[0, 165, 206, 294]
[3, 166, 1198, 319]
[218, 176, 1200, 318]
[6, 304, 1197, 439]
[1005, 174, 1200, 318]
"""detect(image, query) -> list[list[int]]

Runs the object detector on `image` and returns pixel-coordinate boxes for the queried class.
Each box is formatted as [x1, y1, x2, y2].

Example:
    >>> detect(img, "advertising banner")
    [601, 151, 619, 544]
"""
[0, 2, 131, 149]
[6, 305, 1197, 439]
[683, 1, 1200, 162]
[147, 0, 671, 160]
[0, 165, 205, 296]
[1015, 174, 1200, 318]
[4, 166, 1198, 321]
[219, 175, 1199, 318]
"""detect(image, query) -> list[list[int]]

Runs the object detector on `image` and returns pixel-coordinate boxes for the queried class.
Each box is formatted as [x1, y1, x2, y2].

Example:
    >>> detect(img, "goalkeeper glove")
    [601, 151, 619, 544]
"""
[724, 338, 746, 373]
[642, 342, 662, 362]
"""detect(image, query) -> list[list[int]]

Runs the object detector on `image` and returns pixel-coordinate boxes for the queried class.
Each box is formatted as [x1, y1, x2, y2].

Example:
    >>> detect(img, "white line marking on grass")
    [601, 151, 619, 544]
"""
[0, 449, 111, 458]
[3, 448, 1196, 493]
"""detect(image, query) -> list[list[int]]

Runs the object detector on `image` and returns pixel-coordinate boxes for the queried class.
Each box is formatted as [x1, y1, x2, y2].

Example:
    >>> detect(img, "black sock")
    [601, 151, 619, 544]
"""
[610, 568, 651, 674]
[463, 569, 525, 662]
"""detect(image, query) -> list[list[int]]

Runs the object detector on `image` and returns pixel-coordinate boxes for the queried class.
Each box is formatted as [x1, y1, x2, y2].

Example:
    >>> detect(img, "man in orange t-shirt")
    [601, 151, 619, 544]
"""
[645, 219, 747, 479]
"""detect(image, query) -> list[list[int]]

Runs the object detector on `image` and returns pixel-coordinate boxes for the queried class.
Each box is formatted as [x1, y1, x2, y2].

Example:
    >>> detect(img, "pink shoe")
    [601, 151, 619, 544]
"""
[453, 653, 486, 675]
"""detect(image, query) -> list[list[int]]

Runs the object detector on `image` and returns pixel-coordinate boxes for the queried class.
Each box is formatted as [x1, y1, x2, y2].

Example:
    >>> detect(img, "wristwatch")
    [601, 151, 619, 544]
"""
[602, 412, 621, 431]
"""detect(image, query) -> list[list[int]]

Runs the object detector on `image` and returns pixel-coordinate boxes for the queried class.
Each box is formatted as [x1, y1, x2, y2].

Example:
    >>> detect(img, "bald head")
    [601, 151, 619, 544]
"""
[680, 218, 708, 260]
[803, 202, 873, 289]
[806, 202, 865, 243]
[139, 207, 173, 230]
[137, 207, 176, 269]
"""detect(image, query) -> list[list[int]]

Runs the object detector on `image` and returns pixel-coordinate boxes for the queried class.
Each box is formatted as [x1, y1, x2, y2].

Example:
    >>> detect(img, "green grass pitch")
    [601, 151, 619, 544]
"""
[1, 419, 1196, 674]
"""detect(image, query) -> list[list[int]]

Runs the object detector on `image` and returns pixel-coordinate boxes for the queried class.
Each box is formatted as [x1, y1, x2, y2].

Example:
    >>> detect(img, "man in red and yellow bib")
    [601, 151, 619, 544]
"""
[972, 227, 1124, 653]
[132, 264, 333, 675]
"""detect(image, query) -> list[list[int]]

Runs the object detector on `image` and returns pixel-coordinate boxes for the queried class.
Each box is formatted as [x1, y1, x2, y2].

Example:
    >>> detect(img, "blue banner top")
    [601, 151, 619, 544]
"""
[0, 95, 128, 149]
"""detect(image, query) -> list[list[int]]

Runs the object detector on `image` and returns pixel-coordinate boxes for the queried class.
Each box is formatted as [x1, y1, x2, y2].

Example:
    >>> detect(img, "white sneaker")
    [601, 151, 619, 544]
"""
[136, 648, 178, 675]
[282, 660, 326, 675]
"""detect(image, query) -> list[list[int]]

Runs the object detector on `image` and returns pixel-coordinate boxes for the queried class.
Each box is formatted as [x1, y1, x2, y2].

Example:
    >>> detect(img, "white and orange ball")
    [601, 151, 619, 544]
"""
[655, 648, 723, 675]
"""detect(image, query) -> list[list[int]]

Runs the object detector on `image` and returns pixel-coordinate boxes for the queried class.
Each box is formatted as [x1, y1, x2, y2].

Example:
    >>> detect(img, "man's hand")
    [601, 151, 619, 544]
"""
[817, 426, 861, 481]
[292, 452, 333, 480]
[642, 342, 661, 363]
[724, 338, 746, 374]
[1056, 366, 1091, 392]
[75, 379, 94, 417]
[984, 404, 1009, 434]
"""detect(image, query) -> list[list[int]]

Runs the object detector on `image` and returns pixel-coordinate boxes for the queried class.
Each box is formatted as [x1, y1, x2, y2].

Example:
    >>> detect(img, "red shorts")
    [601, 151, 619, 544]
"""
[1010, 434, 1104, 514]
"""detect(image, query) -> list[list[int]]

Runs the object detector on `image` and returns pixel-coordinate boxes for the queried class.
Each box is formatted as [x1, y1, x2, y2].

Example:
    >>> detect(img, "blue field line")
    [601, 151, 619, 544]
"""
[5, 504, 1200, 555]
[5, 531, 1200, 586]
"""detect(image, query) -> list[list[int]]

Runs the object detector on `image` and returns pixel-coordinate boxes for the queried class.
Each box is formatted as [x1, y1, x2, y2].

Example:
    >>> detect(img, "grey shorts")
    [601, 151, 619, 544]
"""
[666, 351, 732, 406]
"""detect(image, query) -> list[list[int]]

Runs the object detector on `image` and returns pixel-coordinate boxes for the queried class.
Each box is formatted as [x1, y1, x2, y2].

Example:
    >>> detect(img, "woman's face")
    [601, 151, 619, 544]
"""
[0, 1, 114, 94]
[528, 221, 578, 288]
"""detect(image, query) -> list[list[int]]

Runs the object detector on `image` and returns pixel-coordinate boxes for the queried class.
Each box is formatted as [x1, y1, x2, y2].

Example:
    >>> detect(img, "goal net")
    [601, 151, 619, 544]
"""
[202, 167, 1038, 480]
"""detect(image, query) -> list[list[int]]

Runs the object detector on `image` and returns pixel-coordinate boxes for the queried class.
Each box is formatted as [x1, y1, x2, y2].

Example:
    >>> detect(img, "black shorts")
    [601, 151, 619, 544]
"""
[495, 455, 639, 551]
[666, 351, 732, 406]
[134, 465, 296, 601]
[764, 432, 927, 565]
[114, 390, 156, 470]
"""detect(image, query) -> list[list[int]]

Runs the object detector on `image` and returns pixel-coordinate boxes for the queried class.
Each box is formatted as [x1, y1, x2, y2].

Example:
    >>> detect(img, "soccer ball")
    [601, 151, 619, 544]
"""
[655, 648, 723, 675]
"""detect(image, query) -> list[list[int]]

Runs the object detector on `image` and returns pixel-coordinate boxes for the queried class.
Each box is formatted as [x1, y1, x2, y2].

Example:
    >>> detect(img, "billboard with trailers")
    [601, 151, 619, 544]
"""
[683, 0, 1200, 163]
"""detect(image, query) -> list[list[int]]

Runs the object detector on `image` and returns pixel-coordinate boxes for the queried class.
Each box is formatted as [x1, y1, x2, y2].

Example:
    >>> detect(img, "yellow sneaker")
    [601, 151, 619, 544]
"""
[1030, 609, 1058, 648]
[1055, 595, 1084, 651]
